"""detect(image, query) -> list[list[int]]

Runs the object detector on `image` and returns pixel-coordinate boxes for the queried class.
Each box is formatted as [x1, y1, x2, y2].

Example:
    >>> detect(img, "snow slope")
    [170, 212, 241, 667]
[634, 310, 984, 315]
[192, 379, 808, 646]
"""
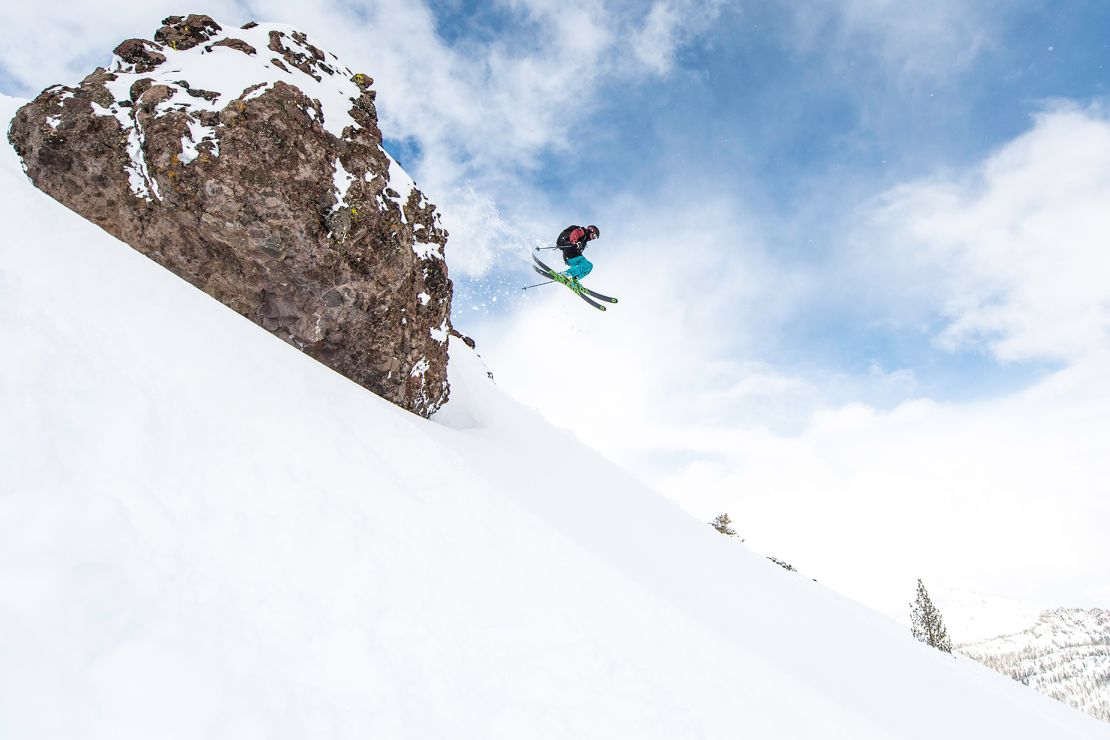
[2, 93, 1109, 738]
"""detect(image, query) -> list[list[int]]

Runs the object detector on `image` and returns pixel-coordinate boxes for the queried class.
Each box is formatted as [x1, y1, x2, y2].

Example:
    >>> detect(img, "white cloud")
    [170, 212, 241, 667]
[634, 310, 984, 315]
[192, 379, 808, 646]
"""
[632, 3, 681, 75]
[473, 105, 1110, 618]
[788, 0, 995, 80]
[629, 1, 722, 77]
[864, 104, 1110, 364]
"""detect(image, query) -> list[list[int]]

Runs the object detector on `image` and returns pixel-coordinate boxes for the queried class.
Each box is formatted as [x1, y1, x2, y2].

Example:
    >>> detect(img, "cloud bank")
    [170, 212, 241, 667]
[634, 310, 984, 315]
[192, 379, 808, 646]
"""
[476, 104, 1110, 615]
[864, 103, 1110, 364]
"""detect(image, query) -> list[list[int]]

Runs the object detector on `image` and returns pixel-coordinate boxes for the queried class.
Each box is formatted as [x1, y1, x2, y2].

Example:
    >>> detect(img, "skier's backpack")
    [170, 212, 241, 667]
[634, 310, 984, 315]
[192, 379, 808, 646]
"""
[556, 225, 582, 247]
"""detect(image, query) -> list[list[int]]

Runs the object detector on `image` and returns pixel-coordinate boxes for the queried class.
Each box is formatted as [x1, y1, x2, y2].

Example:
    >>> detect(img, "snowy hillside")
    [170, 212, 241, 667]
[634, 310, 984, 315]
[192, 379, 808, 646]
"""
[3, 93, 1110, 738]
[958, 609, 1110, 722]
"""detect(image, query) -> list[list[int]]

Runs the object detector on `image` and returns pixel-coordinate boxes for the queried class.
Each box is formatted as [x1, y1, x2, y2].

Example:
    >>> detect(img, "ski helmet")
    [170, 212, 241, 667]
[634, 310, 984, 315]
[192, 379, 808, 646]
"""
[587, 225, 600, 239]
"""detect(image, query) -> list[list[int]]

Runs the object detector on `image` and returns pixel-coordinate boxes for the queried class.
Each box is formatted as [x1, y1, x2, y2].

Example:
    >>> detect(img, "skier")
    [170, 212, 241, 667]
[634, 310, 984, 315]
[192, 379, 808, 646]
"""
[529, 223, 616, 310]
[556, 224, 600, 283]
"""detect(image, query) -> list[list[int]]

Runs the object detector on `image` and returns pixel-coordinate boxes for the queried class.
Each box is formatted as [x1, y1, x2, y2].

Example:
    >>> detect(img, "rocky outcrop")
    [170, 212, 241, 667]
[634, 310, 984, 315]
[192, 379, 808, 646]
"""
[8, 15, 452, 416]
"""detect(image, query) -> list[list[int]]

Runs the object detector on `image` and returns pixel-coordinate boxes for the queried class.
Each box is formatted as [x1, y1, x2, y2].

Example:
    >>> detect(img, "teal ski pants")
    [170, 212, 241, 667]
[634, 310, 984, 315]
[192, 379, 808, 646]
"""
[564, 255, 593, 279]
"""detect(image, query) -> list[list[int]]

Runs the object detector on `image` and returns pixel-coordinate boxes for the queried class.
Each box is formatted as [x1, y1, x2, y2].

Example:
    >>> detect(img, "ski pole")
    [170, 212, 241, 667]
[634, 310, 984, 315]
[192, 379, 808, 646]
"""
[522, 280, 555, 291]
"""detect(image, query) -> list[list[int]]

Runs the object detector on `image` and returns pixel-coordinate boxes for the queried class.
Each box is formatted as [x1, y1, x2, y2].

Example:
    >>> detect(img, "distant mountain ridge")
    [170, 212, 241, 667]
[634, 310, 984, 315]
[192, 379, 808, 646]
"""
[958, 608, 1110, 723]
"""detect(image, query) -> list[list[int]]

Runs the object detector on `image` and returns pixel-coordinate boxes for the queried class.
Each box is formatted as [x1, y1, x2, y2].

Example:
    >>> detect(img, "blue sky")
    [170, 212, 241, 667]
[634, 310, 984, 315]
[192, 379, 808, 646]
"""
[2, 0, 1108, 616]
[418, 1, 1109, 403]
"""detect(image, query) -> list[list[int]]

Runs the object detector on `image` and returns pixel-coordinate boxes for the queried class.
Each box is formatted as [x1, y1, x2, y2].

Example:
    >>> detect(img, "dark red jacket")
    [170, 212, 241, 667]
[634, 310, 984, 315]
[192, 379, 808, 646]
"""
[556, 225, 591, 262]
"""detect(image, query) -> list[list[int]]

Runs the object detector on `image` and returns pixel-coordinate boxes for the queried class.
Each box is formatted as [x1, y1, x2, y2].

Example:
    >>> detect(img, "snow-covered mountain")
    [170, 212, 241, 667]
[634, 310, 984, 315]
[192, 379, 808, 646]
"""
[3, 89, 1110, 739]
[958, 609, 1110, 723]
[918, 587, 1110, 723]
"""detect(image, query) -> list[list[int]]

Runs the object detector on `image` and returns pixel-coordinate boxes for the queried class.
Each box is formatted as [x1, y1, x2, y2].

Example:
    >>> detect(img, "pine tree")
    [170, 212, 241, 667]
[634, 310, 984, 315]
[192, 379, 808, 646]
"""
[709, 513, 741, 539]
[910, 578, 953, 653]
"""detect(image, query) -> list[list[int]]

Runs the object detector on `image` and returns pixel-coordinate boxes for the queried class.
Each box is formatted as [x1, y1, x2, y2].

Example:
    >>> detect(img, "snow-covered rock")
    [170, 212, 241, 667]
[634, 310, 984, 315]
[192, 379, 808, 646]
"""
[7, 15, 451, 416]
